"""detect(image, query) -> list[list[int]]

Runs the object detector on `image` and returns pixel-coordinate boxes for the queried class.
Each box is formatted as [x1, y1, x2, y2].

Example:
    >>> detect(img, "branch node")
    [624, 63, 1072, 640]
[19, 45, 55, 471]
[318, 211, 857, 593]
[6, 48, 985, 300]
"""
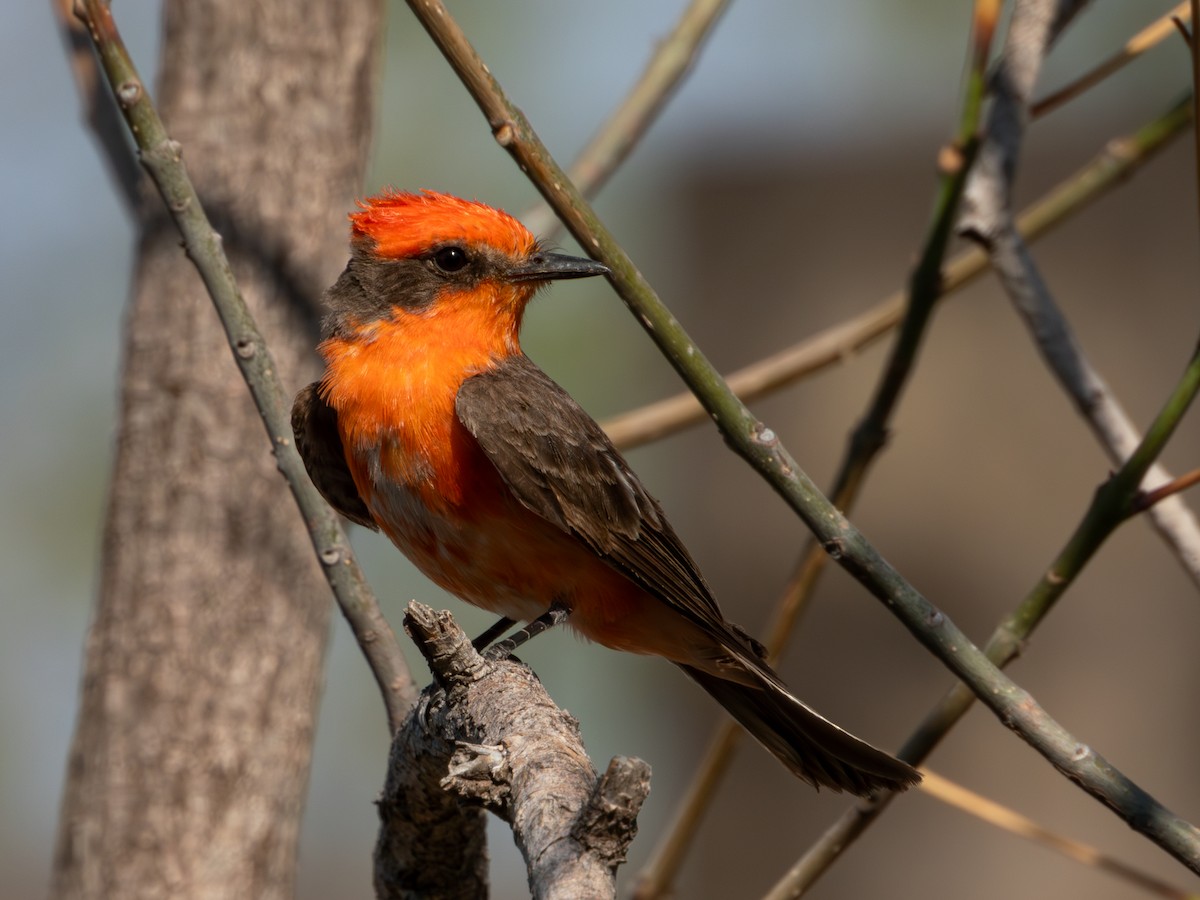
[494, 121, 516, 147]
[442, 740, 513, 812]
[822, 537, 846, 561]
[115, 78, 142, 108]
[937, 141, 966, 176]
[752, 423, 777, 445]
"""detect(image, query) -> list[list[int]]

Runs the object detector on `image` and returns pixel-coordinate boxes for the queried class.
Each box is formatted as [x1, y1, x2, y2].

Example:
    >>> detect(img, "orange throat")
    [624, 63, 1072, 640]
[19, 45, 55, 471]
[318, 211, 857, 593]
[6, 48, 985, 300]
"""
[319, 296, 521, 510]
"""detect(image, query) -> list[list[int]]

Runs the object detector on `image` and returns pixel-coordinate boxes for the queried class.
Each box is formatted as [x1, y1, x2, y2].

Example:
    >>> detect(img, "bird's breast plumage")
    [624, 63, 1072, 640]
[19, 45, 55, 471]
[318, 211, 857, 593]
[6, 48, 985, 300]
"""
[318, 310, 569, 620]
[320, 311, 497, 513]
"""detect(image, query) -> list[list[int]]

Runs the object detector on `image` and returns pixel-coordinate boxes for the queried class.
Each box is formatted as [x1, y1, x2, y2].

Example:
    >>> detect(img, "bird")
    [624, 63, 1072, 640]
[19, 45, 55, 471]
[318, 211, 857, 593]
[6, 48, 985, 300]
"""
[292, 189, 919, 795]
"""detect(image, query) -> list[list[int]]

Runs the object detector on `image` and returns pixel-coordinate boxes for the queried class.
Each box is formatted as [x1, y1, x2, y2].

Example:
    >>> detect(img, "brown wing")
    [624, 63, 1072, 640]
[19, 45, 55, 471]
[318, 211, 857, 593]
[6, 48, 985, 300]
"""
[292, 382, 378, 530]
[455, 354, 727, 633]
[457, 358, 922, 795]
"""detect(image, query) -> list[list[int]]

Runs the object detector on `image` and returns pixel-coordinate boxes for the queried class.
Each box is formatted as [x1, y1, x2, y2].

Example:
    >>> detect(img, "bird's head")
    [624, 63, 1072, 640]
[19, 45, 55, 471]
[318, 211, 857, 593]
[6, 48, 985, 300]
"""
[322, 190, 608, 346]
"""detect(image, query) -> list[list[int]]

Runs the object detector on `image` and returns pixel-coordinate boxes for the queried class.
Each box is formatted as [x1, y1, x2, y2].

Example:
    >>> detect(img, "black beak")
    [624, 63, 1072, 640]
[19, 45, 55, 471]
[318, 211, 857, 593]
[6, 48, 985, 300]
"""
[508, 251, 609, 283]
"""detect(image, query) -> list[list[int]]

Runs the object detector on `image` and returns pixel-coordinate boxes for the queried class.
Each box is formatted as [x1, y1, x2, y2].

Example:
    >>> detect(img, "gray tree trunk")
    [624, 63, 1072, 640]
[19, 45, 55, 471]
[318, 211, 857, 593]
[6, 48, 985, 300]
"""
[52, 2, 382, 897]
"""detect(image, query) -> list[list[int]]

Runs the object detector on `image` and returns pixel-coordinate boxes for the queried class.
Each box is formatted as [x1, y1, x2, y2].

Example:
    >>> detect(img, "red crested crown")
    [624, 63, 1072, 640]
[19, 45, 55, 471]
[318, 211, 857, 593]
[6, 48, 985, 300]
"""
[349, 189, 537, 260]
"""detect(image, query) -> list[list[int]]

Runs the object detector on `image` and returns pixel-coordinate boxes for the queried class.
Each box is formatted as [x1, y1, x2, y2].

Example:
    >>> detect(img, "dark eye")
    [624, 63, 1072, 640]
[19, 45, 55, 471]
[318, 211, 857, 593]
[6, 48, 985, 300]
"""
[432, 246, 469, 273]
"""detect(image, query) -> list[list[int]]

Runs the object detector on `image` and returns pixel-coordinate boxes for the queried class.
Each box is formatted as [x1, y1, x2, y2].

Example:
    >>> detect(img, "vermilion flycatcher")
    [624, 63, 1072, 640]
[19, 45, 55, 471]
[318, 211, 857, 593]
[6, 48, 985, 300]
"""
[293, 190, 918, 795]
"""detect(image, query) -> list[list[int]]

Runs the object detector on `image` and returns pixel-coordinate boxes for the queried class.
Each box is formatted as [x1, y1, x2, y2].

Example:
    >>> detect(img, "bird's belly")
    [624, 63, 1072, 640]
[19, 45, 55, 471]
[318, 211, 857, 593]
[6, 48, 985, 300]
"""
[363, 474, 545, 622]
[357, 441, 719, 665]
[364, 462, 685, 646]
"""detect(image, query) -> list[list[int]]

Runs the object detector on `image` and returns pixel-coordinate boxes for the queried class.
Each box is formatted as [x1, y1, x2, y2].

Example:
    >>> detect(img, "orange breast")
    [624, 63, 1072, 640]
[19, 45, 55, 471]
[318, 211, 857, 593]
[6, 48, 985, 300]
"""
[319, 307, 716, 664]
[320, 302, 510, 511]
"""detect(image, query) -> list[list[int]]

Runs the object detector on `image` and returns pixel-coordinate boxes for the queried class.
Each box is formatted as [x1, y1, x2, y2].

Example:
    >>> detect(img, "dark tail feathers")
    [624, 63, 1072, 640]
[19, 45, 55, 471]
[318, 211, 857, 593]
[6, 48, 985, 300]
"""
[680, 662, 919, 795]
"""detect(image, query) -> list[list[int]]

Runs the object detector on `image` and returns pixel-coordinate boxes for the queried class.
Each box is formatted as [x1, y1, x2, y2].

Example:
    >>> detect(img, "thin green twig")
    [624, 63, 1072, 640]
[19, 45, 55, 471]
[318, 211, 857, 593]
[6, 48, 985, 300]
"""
[77, 0, 415, 731]
[523, 0, 731, 238]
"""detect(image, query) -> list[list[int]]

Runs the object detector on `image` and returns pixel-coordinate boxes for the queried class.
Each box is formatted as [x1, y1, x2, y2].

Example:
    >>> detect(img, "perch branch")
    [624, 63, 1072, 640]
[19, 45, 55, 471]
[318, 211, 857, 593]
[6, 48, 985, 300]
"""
[375, 603, 650, 900]
[74, 0, 416, 730]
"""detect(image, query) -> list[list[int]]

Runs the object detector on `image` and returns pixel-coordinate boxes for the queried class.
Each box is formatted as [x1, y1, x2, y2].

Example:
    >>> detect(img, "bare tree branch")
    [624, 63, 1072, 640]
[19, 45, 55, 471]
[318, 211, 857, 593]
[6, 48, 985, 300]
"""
[959, 0, 1200, 590]
[637, 2, 1002, 890]
[50, 0, 142, 210]
[376, 604, 650, 900]
[602, 101, 1191, 451]
[773, 0, 1200, 889]
[915, 770, 1195, 900]
[1033, 2, 1190, 118]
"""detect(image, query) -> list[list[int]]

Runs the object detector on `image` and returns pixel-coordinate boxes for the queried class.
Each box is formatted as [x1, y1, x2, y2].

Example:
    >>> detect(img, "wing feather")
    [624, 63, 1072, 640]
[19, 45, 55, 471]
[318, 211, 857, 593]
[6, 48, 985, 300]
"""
[455, 355, 727, 631]
[292, 382, 378, 530]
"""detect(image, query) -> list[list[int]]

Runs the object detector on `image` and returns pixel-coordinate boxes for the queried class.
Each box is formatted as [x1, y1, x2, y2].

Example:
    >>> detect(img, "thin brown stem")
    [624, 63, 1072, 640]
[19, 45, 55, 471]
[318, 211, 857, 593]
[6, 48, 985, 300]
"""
[917, 770, 1196, 900]
[1032, 2, 1190, 118]
[524, 0, 731, 237]
[1135, 467, 1200, 513]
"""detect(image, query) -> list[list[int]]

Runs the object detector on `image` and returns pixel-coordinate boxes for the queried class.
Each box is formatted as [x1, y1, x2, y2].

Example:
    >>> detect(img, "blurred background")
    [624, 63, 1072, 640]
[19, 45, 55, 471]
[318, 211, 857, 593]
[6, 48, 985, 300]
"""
[4, 1, 1199, 897]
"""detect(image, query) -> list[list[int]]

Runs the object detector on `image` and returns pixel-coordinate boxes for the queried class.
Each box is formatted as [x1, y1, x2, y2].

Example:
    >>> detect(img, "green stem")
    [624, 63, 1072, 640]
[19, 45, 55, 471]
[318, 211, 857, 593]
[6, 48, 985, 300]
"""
[78, 0, 415, 730]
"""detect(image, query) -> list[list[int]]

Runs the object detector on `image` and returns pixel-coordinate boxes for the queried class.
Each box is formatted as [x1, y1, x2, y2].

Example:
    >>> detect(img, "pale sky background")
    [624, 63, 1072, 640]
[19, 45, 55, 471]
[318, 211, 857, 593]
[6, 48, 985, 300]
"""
[2, 3, 1193, 898]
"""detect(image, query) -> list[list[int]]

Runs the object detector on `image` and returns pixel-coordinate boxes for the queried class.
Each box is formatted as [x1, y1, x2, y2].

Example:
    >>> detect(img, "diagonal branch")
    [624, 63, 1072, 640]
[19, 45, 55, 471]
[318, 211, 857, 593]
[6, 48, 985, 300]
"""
[913, 770, 1196, 900]
[74, 0, 416, 730]
[636, 1, 1002, 891]
[971, 224, 1200, 584]
[775, 0, 1200, 888]
[52, 0, 142, 209]
[959, 1, 1200, 589]
[407, 0, 1200, 879]
[523, 0, 731, 238]
[776, 331, 1200, 894]
[1033, 2, 1191, 118]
